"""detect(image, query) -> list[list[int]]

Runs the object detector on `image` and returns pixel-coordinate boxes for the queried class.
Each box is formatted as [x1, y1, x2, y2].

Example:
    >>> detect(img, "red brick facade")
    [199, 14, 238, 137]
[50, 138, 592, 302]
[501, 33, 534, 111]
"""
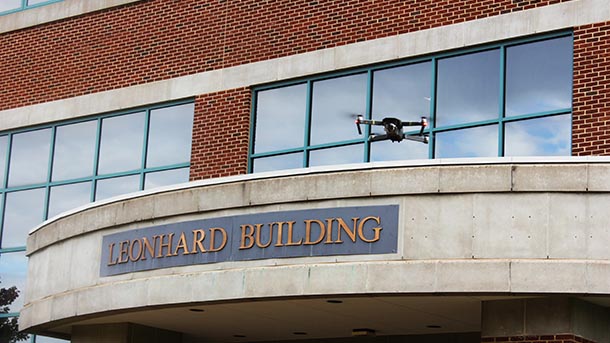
[482, 334, 595, 343]
[572, 21, 610, 156]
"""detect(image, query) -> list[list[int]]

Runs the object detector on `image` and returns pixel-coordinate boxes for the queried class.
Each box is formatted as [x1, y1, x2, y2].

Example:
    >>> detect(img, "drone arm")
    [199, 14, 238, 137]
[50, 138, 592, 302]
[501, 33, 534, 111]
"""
[369, 134, 389, 142]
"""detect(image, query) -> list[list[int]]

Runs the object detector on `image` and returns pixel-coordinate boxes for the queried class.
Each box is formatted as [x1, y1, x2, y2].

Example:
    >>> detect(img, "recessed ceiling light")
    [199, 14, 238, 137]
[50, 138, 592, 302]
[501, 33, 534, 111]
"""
[326, 299, 343, 304]
[189, 308, 205, 312]
[293, 332, 307, 335]
[426, 325, 442, 329]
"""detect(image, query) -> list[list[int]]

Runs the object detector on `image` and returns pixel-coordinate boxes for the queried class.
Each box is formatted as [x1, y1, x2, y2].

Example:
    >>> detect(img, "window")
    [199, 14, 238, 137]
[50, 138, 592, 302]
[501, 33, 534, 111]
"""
[0, 100, 194, 334]
[0, 0, 62, 15]
[249, 33, 573, 172]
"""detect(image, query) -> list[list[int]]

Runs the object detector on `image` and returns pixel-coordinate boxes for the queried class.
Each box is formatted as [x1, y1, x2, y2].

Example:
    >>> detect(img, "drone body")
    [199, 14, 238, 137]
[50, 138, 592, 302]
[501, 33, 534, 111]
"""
[355, 115, 429, 144]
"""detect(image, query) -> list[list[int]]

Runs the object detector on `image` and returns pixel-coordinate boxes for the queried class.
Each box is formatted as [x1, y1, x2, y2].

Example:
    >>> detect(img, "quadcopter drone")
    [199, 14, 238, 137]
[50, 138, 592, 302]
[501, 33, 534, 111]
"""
[355, 115, 429, 143]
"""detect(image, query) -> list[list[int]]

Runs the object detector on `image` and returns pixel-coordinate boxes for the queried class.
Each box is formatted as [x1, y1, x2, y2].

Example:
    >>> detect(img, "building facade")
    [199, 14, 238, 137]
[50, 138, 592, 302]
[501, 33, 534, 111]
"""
[1, 0, 610, 342]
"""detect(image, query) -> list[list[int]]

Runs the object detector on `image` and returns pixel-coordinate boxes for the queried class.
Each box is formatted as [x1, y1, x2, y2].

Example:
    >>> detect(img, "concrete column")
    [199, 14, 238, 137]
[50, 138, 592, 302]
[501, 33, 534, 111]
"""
[71, 323, 181, 343]
[481, 297, 610, 343]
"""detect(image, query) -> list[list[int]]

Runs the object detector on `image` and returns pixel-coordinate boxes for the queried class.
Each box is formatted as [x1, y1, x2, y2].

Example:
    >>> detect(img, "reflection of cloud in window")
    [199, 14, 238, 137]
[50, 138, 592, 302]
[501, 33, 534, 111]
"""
[98, 113, 145, 174]
[52, 121, 97, 181]
[311, 74, 367, 145]
[147, 104, 194, 168]
[253, 153, 303, 173]
[2, 188, 46, 248]
[372, 62, 431, 121]
[436, 50, 500, 127]
[0, 251, 27, 312]
[255, 84, 307, 153]
[0, 0, 20, 12]
[436, 125, 498, 158]
[8, 129, 52, 187]
[144, 168, 189, 190]
[309, 144, 363, 167]
[48, 182, 91, 219]
[95, 175, 140, 201]
[0, 136, 7, 183]
[506, 37, 572, 117]
[505, 115, 571, 156]
[371, 140, 428, 161]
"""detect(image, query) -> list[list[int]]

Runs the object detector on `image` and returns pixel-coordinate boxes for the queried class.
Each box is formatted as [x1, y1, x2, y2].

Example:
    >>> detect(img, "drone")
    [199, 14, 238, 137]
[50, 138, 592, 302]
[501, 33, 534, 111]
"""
[355, 115, 429, 143]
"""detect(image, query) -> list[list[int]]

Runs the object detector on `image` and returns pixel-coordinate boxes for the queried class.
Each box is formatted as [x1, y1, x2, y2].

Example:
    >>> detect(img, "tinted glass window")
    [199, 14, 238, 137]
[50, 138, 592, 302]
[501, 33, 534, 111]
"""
[310, 74, 367, 145]
[252, 153, 303, 173]
[48, 182, 92, 218]
[0, 0, 20, 12]
[0, 251, 28, 312]
[147, 103, 194, 168]
[95, 175, 140, 201]
[255, 84, 307, 153]
[144, 168, 189, 190]
[52, 121, 97, 181]
[98, 112, 145, 174]
[435, 125, 498, 158]
[505, 114, 571, 156]
[506, 37, 573, 117]
[0, 136, 7, 186]
[2, 188, 45, 248]
[371, 139, 428, 161]
[436, 49, 500, 126]
[8, 129, 51, 187]
[309, 144, 363, 167]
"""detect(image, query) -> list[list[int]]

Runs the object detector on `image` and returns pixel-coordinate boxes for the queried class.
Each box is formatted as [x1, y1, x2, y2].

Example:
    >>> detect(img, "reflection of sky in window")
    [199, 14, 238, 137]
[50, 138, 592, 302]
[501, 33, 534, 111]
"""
[144, 168, 189, 190]
[27, 0, 53, 5]
[8, 129, 51, 187]
[255, 84, 307, 153]
[0, 136, 7, 186]
[147, 103, 194, 168]
[98, 112, 145, 174]
[0, 251, 28, 313]
[372, 61, 431, 121]
[505, 114, 571, 156]
[371, 139, 428, 161]
[52, 121, 97, 181]
[95, 174, 140, 201]
[436, 49, 500, 127]
[435, 125, 498, 158]
[35, 336, 69, 343]
[252, 152, 303, 173]
[0, 0, 20, 12]
[506, 37, 572, 117]
[311, 74, 367, 145]
[48, 182, 91, 218]
[309, 144, 363, 167]
[2, 188, 45, 248]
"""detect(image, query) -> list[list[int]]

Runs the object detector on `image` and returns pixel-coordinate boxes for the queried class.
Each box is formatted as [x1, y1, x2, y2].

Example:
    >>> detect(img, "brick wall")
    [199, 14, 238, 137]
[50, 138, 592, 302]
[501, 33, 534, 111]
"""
[482, 334, 595, 343]
[0, 0, 569, 111]
[189, 88, 250, 180]
[572, 21, 610, 156]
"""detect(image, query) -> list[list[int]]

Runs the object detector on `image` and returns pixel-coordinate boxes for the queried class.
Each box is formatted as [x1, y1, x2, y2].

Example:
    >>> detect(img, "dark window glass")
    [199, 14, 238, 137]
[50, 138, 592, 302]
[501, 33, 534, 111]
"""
[8, 129, 51, 187]
[0, 251, 28, 312]
[52, 121, 97, 181]
[252, 153, 303, 173]
[372, 62, 431, 122]
[0, 136, 7, 186]
[505, 114, 571, 156]
[95, 175, 140, 201]
[309, 144, 363, 167]
[144, 168, 189, 190]
[98, 112, 145, 174]
[255, 84, 307, 153]
[48, 182, 91, 218]
[310, 74, 367, 145]
[506, 37, 573, 117]
[146, 103, 194, 168]
[435, 125, 498, 158]
[2, 188, 45, 248]
[436, 49, 500, 127]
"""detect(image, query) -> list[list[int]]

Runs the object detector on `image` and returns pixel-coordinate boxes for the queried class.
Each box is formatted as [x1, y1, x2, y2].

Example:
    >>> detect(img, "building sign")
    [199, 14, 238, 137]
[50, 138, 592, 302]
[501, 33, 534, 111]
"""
[100, 205, 398, 276]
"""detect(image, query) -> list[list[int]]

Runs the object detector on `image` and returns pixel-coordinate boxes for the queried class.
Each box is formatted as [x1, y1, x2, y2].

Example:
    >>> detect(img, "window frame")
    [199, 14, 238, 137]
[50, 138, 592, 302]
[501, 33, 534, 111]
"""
[248, 31, 573, 172]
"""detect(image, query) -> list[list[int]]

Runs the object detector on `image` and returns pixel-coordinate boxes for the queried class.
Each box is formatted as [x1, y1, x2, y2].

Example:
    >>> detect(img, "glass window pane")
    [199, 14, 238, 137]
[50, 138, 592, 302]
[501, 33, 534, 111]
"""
[435, 125, 498, 158]
[146, 103, 194, 168]
[35, 336, 70, 343]
[252, 153, 303, 173]
[0, 136, 7, 188]
[436, 49, 500, 127]
[8, 129, 51, 187]
[98, 113, 145, 175]
[506, 37, 573, 117]
[52, 121, 97, 181]
[144, 168, 189, 190]
[311, 74, 367, 145]
[309, 144, 363, 167]
[0, 0, 21, 12]
[95, 175, 140, 201]
[372, 61, 431, 122]
[27, 0, 54, 5]
[48, 182, 91, 219]
[2, 188, 46, 248]
[254, 84, 307, 153]
[371, 140, 428, 162]
[0, 251, 28, 313]
[505, 114, 571, 156]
